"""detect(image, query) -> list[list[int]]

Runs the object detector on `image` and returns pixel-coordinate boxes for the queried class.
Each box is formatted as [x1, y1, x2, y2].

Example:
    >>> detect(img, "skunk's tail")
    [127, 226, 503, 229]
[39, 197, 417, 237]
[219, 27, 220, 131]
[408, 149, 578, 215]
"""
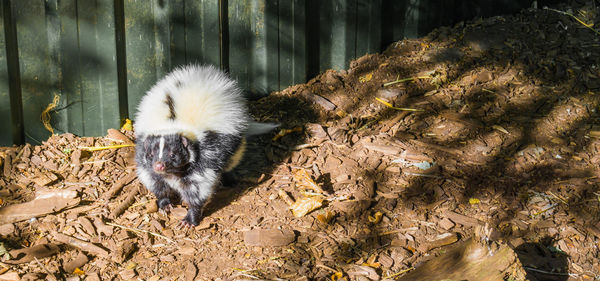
[245, 122, 279, 136]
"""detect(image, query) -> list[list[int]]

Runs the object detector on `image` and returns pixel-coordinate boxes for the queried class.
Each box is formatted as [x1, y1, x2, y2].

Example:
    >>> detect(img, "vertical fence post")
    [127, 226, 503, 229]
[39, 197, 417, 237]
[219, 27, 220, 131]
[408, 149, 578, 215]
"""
[2, 0, 23, 145]
[115, 0, 129, 124]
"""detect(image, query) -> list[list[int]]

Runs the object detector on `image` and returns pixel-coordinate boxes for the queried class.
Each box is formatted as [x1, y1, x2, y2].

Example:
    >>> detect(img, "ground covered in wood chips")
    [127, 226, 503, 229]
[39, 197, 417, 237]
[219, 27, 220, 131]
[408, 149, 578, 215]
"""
[1, 3, 600, 281]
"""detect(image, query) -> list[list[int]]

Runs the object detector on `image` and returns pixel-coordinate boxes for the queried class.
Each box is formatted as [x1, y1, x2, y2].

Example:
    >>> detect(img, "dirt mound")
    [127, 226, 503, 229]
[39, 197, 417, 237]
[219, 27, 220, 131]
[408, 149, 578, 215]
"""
[1, 3, 600, 280]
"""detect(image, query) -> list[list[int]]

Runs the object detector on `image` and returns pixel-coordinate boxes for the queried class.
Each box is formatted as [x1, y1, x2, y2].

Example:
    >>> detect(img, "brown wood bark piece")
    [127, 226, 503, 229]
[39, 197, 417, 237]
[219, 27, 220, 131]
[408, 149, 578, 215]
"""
[110, 185, 139, 219]
[243, 229, 296, 246]
[0, 198, 80, 224]
[4, 244, 60, 264]
[52, 233, 110, 257]
[443, 210, 483, 227]
[102, 172, 137, 200]
[397, 238, 523, 281]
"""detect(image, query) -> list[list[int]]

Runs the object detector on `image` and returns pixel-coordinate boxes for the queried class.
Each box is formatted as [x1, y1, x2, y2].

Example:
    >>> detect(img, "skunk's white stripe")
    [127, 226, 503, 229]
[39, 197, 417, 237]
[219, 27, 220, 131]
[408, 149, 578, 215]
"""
[163, 169, 217, 205]
[136, 168, 156, 194]
[135, 65, 249, 139]
[158, 136, 165, 159]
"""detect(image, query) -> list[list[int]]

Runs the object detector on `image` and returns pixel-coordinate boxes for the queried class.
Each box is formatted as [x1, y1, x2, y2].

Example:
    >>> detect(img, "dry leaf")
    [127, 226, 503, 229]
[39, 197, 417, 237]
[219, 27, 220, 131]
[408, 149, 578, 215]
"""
[278, 189, 295, 206]
[491, 125, 509, 134]
[291, 197, 323, 217]
[293, 168, 326, 194]
[368, 211, 383, 224]
[359, 73, 373, 83]
[73, 268, 85, 275]
[316, 211, 334, 224]
[272, 127, 303, 141]
[331, 272, 345, 281]
[121, 119, 133, 131]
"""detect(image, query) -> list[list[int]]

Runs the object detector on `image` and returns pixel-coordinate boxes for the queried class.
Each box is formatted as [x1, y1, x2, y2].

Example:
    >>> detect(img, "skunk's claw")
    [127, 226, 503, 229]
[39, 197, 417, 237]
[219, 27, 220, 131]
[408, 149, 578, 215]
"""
[177, 220, 195, 230]
[158, 204, 173, 216]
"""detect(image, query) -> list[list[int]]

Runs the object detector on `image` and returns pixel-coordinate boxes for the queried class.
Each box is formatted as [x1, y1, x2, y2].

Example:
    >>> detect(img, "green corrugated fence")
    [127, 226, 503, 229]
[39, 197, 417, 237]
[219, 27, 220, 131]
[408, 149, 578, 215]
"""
[0, 0, 530, 145]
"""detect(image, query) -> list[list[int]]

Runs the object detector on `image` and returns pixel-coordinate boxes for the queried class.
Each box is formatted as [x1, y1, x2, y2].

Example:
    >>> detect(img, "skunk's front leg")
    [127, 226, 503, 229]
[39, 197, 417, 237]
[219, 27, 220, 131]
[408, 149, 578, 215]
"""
[179, 200, 206, 228]
[153, 180, 181, 215]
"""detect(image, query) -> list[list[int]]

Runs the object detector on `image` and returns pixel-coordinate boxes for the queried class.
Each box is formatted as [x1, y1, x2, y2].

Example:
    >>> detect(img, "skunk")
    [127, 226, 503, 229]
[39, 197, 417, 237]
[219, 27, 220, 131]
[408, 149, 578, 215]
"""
[134, 65, 277, 228]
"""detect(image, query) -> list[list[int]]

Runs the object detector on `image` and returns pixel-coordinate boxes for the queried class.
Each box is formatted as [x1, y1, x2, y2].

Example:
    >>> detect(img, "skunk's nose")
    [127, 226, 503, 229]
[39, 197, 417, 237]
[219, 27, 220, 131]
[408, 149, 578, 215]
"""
[153, 162, 166, 173]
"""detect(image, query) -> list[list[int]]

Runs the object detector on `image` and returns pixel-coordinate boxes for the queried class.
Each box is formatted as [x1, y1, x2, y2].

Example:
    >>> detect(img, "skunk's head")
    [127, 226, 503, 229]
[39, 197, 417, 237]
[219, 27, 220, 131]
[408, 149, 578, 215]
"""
[139, 134, 194, 176]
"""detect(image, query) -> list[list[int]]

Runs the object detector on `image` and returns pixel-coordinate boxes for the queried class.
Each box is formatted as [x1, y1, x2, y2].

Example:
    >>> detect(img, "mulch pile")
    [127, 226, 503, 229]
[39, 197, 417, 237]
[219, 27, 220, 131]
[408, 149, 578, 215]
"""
[1, 2, 599, 280]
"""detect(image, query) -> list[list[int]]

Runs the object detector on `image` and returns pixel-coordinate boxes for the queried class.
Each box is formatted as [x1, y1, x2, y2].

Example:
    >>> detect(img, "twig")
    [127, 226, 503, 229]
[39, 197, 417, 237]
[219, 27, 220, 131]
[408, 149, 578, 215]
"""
[79, 144, 135, 152]
[384, 76, 432, 87]
[102, 173, 137, 200]
[524, 266, 577, 277]
[384, 267, 415, 279]
[315, 264, 338, 273]
[403, 171, 442, 178]
[110, 186, 140, 219]
[531, 203, 557, 218]
[544, 7, 600, 36]
[106, 222, 175, 243]
[33, 257, 51, 275]
[52, 233, 110, 257]
[375, 97, 425, 112]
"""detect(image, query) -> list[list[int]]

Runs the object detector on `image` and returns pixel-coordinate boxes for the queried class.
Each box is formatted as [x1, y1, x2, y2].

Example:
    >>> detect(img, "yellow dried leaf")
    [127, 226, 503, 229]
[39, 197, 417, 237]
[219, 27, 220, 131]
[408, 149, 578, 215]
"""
[362, 262, 381, 268]
[590, 131, 600, 138]
[79, 144, 135, 152]
[293, 168, 326, 194]
[73, 268, 85, 275]
[359, 73, 373, 83]
[291, 197, 323, 217]
[147, 276, 161, 281]
[375, 97, 424, 112]
[492, 125, 509, 134]
[469, 198, 481, 204]
[272, 127, 303, 141]
[336, 110, 348, 118]
[368, 211, 383, 224]
[278, 189, 295, 206]
[126, 262, 137, 270]
[316, 211, 334, 224]
[365, 254, 379, 268]
[331, 272, 345, 281]
[121, 119, 133, 131]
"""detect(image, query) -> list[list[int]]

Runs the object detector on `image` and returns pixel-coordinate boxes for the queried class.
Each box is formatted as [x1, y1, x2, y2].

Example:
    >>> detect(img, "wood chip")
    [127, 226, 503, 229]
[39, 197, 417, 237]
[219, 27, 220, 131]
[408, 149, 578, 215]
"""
[4, 244, 60, 264]
[0, 271, 20, 281]
[425, 232, 459, 251]
[102, 173, 137, 200]
[110, 185, 139, 219]
[243, 229, 296, 247]
[438, 218, 456, 230]
[0, 197, 80, 224]
[52, 233, 110, 257]
[347, 265, 380, 281]
[0, 224, 15, 236]
[106, 128, 133, 144]
[443, 210, 483, 227]
[362, 143, 402, 155]
[63, 251, 89, 273]
[32, 172, 59, 186]
[306, 93, 336, 111]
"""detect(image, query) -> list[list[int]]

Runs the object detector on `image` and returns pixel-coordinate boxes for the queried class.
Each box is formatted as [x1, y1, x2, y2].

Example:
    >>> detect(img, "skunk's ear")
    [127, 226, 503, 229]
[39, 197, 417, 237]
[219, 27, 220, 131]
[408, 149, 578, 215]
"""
[180, 135, 188, 147]
[142, 137, 150, 149]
